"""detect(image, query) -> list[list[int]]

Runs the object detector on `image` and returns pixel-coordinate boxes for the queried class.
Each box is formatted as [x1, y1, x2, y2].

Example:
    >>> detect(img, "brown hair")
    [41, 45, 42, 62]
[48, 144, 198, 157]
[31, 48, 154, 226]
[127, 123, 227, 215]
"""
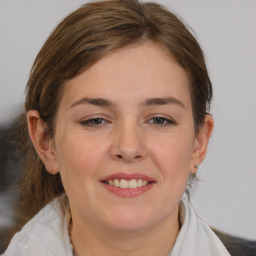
[15, 0, 212, 229]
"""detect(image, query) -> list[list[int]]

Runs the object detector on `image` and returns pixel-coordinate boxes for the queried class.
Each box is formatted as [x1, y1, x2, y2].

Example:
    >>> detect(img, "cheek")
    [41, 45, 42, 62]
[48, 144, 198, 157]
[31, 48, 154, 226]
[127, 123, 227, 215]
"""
[55, 134, 105, 182]
[149, 134, 193, 183]
[145, 136, 192, 218]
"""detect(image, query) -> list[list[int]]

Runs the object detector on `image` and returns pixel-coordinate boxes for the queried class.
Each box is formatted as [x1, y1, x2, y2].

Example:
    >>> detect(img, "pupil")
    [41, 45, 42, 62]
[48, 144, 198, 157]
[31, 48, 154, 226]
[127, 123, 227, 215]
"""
[154, 117, 164, 124]
[91, 118, 102, 124]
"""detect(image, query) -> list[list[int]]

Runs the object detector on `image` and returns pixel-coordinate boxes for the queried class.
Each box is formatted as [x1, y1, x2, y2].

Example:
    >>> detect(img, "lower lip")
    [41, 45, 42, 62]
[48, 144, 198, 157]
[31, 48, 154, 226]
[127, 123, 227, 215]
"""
[101, 183, 155, 198]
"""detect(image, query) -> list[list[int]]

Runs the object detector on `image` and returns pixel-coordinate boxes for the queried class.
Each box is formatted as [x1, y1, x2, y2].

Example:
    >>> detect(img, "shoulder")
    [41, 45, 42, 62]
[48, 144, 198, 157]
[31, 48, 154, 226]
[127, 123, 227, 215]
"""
[2, 198, 72, 256]
[212, 228, 256, 256]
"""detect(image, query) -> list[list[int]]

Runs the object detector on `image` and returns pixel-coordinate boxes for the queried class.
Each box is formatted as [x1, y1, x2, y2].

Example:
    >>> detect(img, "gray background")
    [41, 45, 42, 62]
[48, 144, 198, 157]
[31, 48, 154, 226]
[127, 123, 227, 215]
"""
[0, 0, 255, 240]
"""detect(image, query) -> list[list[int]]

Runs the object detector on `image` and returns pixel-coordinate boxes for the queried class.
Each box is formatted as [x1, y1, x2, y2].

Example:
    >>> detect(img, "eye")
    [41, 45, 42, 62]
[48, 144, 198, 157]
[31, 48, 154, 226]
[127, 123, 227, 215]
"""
[148, 117, 176, 126]
[80, 118, 107, 126]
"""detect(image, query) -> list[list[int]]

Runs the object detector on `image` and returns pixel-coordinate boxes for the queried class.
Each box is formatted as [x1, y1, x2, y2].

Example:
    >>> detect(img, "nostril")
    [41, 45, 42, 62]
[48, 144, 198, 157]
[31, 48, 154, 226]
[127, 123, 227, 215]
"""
[116, 154, 142, 160]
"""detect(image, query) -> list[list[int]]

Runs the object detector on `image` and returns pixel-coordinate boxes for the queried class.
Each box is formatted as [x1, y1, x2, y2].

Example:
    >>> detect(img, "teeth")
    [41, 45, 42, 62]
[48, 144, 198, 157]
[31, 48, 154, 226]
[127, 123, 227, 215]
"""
[113, 179, 120, 187]
[137, 179, 142, 188]
[128, 179, 137, 189]
[120, 179, 129, 188]
[106, 178, 151, 188]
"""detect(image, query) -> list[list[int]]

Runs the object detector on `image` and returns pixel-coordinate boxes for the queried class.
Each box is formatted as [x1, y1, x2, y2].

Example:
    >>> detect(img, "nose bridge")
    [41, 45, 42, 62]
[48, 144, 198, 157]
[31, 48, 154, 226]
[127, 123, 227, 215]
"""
[110, 116, 146, 162]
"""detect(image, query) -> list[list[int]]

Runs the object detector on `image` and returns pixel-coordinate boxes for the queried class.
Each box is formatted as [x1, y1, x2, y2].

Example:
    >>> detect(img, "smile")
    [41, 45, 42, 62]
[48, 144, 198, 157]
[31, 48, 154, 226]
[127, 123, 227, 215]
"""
[103, 179, 151, 188]
[100, 173, 156, 198]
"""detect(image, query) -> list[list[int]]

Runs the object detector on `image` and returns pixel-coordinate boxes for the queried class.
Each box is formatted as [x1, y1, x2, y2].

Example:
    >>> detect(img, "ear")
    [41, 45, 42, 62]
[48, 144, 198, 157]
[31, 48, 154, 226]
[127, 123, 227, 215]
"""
[27, 110, 59, 175]
[190, 114, 214, 174]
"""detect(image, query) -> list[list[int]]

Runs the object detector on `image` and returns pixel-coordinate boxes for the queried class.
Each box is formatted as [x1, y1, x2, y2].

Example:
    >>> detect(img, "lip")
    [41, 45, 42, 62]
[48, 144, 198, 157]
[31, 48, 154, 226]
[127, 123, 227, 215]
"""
[100, 172, 156, 198]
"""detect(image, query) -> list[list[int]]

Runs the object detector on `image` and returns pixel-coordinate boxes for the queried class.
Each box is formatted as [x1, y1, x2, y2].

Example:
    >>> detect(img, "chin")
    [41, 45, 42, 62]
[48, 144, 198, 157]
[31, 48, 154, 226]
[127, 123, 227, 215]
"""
[102, 207, 156, 232]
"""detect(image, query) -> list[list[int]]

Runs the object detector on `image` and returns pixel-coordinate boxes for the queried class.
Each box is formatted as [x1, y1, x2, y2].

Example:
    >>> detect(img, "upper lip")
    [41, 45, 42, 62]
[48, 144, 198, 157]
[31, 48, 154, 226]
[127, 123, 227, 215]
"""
[100, 172, 156, 182]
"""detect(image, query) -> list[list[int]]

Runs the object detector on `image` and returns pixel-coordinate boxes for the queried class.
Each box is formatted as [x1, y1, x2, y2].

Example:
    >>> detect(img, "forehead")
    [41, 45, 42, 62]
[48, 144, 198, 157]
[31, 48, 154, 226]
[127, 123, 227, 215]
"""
[59, 42, 191, 109]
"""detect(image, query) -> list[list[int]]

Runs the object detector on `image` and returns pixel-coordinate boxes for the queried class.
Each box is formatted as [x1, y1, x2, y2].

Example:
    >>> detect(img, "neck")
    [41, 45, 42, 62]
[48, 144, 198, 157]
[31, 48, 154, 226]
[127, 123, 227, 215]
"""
[70, 207, 180, 256]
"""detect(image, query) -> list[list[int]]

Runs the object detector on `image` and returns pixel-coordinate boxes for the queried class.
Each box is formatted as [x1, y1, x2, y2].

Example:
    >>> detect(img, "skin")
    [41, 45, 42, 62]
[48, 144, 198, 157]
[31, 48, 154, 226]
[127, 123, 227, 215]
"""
[28, 42, 213, 256]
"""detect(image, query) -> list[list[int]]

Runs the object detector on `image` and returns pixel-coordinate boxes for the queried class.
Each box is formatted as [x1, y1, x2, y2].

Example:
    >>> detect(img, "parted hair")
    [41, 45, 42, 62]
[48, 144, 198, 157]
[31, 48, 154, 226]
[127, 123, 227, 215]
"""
[15, 0, 212, 230]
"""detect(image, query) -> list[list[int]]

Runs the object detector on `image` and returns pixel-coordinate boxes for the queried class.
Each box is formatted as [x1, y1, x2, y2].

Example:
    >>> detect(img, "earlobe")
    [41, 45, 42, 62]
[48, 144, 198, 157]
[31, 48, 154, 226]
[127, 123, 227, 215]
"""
[190, 114, 214, 174]
[27, 110, 59, 175]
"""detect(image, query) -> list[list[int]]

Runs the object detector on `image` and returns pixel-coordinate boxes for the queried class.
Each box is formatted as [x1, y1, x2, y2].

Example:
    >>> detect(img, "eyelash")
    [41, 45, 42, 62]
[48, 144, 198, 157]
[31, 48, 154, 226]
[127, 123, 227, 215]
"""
[148, 117, 176, 126]
[79, 118, 107, 127]
[79, 116, 176, 127]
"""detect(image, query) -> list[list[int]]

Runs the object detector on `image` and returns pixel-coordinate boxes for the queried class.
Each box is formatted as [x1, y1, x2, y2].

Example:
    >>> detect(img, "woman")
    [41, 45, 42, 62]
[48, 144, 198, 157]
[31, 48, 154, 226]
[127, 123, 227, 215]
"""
[3, 0, 230, 255]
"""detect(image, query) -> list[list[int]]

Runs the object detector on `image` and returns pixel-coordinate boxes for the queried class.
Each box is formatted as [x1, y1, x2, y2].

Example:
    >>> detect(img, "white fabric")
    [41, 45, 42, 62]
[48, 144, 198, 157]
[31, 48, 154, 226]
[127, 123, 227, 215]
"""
[2, 198, 230, 256]
[169, 200, 230, 256]
[2, 200, 73, 256]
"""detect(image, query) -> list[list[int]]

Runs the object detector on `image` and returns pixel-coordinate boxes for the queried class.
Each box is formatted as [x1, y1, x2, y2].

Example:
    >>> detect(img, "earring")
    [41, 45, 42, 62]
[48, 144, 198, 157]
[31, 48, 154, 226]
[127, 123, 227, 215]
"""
[194, 164, 199, 168]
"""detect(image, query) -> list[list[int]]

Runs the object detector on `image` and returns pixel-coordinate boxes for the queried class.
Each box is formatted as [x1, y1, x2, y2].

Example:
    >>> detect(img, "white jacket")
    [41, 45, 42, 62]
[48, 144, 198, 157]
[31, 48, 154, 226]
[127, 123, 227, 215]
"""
[2, 198, 230, 256]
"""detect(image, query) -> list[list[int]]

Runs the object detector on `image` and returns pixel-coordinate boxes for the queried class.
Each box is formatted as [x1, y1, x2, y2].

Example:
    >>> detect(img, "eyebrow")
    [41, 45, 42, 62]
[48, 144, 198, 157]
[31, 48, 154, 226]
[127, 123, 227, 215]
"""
[70, 97, 116, 108]
[142, 97, 185, 108]
[70, 96, 185, 109]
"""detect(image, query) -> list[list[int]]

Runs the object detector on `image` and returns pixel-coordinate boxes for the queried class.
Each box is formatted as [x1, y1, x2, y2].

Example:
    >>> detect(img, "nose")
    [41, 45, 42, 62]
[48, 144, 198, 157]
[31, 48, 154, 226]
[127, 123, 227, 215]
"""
[109, 121, 146, 163]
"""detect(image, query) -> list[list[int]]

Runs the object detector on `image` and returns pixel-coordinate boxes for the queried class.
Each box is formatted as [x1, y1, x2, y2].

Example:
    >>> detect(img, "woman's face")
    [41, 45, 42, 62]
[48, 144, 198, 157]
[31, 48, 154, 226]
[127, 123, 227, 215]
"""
[50, 43, 201, 232]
